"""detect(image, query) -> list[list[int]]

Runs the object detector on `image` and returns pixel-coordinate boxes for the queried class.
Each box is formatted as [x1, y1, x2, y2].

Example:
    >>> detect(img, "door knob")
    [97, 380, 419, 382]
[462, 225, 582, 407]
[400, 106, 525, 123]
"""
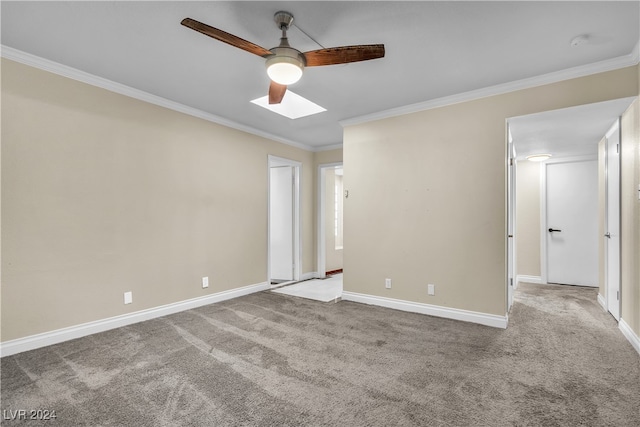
[548, 228, 562, 233]
[604, 232, 611, 238]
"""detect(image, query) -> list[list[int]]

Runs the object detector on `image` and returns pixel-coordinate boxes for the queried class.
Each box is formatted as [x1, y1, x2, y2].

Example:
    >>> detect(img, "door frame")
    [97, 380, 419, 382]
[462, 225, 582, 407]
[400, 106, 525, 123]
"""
[506, 125, 517, 311]
[604, 119, 621, 320]
[540, 155, 597, 285]
[268, 155, 302, 287]
[317, 162, 343, 279]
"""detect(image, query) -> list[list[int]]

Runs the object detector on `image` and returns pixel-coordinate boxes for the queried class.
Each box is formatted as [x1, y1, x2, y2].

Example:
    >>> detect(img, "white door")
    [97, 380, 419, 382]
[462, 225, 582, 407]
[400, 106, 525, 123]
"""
[546, 160, 598, 286]
[605, 121, 621, 320]
[269, 166, 294, 282]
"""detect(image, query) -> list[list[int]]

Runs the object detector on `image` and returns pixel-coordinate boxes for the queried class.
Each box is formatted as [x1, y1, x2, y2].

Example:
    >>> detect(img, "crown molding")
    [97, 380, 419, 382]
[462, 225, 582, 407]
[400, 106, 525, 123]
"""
[4, 44, 637, 152]
[341, 50, 640, 128]
[1, 45, 318, 152]
[313, 143, 343, 152]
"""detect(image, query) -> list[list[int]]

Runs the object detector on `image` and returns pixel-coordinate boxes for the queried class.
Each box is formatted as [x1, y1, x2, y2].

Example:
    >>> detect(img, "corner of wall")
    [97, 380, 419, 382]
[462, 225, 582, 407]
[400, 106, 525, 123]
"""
[597, 292, 607, 311]
[619, 319, 640, 356]
[620, 96, 640, 344]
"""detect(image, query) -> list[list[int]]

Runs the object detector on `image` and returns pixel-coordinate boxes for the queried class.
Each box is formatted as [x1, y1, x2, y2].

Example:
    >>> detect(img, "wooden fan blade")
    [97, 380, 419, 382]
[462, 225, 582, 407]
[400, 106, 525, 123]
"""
[181, 18, 272, 57]
[304, 44, 385, 67]
[269, 81, 287, 104]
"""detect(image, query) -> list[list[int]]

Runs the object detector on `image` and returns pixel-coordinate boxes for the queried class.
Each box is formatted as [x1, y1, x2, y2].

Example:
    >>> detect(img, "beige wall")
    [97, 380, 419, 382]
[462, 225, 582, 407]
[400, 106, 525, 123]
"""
[515, 160, 541, 278]
[344, 66, 638, 317]
[2, 52, 637, 343]
[620, 98, 640, 338]
[313, 149, 343, 168]
[1, 59, 322, 341]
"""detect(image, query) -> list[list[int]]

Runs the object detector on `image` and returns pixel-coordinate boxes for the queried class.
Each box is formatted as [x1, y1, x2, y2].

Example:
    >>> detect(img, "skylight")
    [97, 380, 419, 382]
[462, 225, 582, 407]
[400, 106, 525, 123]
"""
[251, 91, 326, 119]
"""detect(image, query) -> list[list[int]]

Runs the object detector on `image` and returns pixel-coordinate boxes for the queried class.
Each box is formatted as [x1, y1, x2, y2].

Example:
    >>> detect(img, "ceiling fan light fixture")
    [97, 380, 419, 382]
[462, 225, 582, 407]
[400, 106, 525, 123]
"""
[266, 50, 305, 85]
[266, 57, 303, 85]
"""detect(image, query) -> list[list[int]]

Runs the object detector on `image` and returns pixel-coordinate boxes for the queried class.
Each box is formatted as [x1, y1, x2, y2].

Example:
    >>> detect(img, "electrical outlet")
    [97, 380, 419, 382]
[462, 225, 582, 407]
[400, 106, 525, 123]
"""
[385, 278, 392, 289]
[428, 284, 435, 296]
[124, 291, 133, 305]
[202, 276, 209, 289]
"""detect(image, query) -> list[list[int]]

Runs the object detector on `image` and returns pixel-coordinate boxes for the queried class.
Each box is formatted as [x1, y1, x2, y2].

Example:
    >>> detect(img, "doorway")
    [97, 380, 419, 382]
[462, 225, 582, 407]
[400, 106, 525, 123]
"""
[506, 97, 634, 319]
[317, 162, 344, 278]
[268, 155, 301, 286]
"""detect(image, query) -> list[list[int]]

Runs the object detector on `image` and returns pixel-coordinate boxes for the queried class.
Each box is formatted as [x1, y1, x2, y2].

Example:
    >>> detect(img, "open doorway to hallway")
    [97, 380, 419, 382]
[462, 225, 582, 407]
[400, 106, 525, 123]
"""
[507, 97, 635, 321]
[272, 162, 345, 302]
[268, 155, 301, 287]
[317, 162, 344, 279]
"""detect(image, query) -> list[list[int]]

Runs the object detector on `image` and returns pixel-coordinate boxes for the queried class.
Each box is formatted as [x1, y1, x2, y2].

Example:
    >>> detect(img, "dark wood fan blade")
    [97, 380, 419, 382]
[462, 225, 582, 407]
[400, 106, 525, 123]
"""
[181, 18, 272, 57]
[304, 44, 385, 67]
[269, 81, 287, 104]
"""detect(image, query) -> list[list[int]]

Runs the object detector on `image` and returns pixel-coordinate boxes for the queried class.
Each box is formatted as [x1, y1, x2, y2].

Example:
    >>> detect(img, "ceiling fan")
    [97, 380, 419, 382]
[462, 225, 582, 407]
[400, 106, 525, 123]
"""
[181, 11, 385, 104]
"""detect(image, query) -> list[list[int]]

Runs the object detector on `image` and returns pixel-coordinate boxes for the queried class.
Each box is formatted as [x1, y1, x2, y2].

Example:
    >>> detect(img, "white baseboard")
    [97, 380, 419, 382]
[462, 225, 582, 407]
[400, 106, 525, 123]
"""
[619, 319, 640, 356]
[341, 291, 508, 329]
[597, 293, 607, 311]
[0, 281, 269, 357]
[516, 275, 544, 284]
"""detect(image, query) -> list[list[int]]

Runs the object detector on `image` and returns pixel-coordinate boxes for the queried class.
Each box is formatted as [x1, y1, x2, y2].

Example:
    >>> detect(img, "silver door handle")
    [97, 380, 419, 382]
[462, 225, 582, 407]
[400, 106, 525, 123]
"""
[605, 232, 611, 238]
[548, 228, 562, 233]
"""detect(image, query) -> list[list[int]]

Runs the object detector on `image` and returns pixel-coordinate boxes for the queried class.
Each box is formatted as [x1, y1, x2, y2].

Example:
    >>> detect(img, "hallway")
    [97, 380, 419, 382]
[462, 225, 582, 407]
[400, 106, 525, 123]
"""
[272, 274, 343, 302]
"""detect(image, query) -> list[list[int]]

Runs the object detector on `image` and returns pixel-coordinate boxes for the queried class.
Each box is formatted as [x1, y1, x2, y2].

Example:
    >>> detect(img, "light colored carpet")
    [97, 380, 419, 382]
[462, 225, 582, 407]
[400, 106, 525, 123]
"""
[1, 282, 638, 426]
[271, 274, 342, 302]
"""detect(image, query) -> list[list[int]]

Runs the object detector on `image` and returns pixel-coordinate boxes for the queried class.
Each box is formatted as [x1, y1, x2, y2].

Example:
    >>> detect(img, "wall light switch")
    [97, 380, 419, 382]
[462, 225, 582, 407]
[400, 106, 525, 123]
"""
[428, 284, 435, 296]
[124, 291, 133, 305]
[202, 276, 209, 288]
[385, 278, 392, 289]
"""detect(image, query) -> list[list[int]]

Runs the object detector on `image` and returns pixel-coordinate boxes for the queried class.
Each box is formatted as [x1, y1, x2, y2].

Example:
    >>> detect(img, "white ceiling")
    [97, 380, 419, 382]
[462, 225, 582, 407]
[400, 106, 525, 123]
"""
[509, 97, 636, 161]
[2, 1, 639, 150]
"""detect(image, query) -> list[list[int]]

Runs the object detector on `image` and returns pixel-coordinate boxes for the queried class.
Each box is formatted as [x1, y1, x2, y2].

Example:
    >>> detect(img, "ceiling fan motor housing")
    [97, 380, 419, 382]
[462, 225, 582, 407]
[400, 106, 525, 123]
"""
[266, 12, 306, 85]
[268, 10, 305, 69]
[266, 45, 307, 67]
